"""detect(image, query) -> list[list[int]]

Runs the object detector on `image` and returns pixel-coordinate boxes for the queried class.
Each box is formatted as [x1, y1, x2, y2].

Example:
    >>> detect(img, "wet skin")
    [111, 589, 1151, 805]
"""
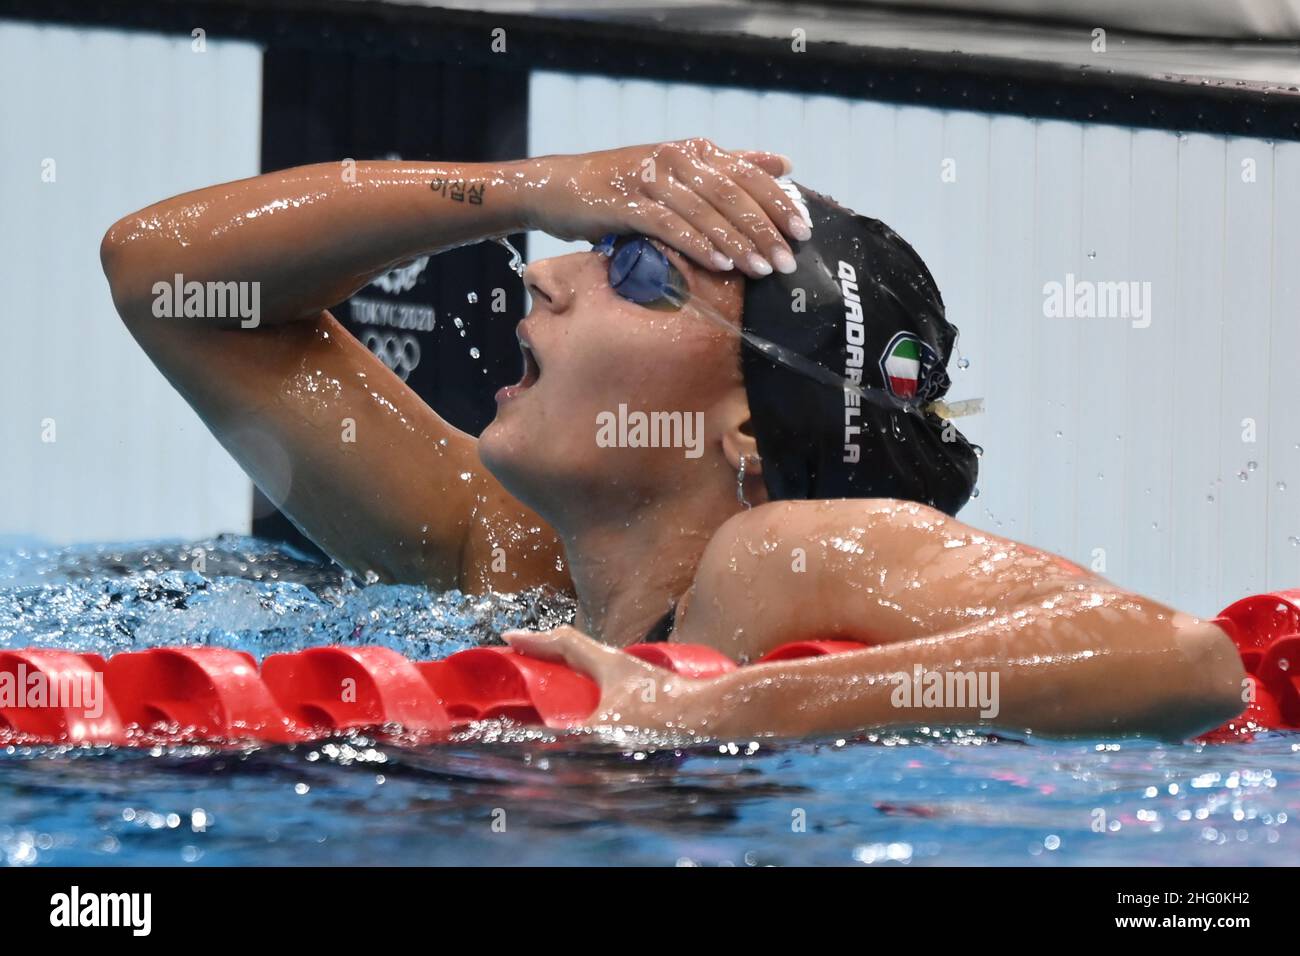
[101, 141, 1245, 740]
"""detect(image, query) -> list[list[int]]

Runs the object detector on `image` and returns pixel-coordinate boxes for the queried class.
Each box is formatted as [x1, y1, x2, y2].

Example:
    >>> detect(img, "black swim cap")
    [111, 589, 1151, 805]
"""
[741, 181, 979, 515]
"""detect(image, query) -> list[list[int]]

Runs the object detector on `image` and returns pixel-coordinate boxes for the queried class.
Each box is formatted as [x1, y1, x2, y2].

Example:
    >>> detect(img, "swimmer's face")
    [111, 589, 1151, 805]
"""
[478, 240, 746, 515]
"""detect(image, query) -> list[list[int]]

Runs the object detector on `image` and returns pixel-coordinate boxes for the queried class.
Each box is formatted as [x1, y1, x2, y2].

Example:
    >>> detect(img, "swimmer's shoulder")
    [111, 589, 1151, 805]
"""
[672, 497, 1098, 660]
[692, 496, 951, 573]
[671, 498, 915, 659]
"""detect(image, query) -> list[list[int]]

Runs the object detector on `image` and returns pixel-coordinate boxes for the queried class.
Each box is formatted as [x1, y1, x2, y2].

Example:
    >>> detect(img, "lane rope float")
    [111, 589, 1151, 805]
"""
[0, 592, 1294, 746]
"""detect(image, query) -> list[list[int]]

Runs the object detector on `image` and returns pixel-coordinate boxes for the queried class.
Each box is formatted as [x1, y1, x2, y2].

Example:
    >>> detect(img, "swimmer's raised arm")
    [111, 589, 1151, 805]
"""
[100, 140, 803, 327]
[99, 159, 557, 589]
[100, 160, 528, 329]
[99, 142, 800, 589]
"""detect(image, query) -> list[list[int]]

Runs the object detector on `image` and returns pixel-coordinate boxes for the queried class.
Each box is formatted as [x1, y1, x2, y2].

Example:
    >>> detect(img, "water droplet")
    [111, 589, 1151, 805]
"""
[971, 487, 980, 498]
[1087, 250, 1097, 260]
[1247, 460, 1258, 472]
[972, 444, 984, 458]
[1055, 430, 1063, 439]
[1096, 472, 1104, 481]
[1114, 434, 1122, 441]
[957, 357, 970, 369]
[1278, 482, 1288, 492]
[467, 291, 478, 304]
[453, 317, 464, 330]
[1280, 659, 1290, 672]
[1290, 536, 1300, 547]
[496, 237, 527, 277]
[469, 347, 480, 359]
[1238, 470, 1249, 482]
[1151, 521, 1159, 530]
[1206, 493, 1215, 503]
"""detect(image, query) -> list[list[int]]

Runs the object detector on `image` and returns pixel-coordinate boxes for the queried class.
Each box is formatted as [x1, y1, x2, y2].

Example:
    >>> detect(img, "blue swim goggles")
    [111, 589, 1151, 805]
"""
[593, 233, 689, 311]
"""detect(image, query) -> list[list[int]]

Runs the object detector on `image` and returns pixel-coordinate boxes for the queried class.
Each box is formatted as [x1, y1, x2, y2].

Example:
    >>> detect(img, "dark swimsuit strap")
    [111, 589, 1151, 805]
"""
[640, 602, 678, 644]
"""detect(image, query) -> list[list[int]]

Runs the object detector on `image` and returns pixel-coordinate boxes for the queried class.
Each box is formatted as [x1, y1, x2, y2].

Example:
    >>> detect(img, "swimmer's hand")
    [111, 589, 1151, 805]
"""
[503, 627, 713, 735]
[520, 139, 812, 278]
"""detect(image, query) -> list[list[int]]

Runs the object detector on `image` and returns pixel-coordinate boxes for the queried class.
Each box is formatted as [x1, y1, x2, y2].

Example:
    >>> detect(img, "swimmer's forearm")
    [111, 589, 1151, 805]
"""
[100, 159, 538, 326]
[688, 603, 1245, 741]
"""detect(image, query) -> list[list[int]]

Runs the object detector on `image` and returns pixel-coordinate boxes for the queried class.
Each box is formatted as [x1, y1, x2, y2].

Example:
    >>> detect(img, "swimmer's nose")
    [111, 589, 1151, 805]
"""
[522, 257, 573, 315]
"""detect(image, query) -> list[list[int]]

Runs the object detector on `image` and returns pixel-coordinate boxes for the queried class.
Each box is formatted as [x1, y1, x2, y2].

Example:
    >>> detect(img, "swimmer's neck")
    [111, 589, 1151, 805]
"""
[560, 493, 731, 647]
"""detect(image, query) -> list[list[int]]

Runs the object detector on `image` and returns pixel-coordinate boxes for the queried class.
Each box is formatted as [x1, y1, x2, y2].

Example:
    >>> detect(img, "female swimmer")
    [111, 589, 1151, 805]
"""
[100, 140, 1244, 740]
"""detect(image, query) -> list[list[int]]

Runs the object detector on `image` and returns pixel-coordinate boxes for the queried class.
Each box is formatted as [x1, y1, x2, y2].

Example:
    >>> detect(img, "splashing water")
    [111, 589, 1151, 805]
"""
[0, 535, 574, 660]
[496, 236, 526, 278]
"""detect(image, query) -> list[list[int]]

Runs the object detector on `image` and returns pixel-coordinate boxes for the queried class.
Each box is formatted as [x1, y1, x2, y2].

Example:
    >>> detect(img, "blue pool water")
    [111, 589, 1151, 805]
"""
[0, 536, 1296, 866]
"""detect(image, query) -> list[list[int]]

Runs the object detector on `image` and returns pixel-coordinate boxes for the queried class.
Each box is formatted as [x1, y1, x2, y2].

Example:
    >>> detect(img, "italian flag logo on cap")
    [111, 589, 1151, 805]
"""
[880, 332, 924, 399]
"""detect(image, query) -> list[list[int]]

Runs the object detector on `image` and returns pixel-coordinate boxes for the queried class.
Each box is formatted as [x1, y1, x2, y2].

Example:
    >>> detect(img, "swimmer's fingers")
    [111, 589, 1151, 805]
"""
[670, 158, 784, 275]
[734, 150, 794, 178]
[504, 624, 631, 686]
[669, 141, 808, 275]
[503, 626, 642, 686]
[647, 171, 765, 275]
[641, 176, 743, 272]
[505, 627, 707, 732]
[633, 206, 739, 276]
[714, 150, 813, 249]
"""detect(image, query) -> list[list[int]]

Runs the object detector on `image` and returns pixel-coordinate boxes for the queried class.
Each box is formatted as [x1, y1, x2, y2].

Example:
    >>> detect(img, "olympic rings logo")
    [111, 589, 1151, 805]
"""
[361, 330, 422, 381]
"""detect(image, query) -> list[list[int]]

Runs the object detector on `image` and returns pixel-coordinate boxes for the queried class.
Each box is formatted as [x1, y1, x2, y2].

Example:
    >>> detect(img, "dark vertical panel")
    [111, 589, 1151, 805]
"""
[254, 47, 529, 551]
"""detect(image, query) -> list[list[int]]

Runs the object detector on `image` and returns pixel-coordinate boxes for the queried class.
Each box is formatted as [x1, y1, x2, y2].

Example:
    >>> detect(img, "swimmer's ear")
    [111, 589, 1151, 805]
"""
[716, 389, 761, 479]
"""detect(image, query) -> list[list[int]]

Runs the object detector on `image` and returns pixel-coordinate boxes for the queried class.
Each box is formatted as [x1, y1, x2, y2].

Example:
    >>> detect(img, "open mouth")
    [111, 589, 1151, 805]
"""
[518, 338, 541, 388]
[495, 329, 542, 403]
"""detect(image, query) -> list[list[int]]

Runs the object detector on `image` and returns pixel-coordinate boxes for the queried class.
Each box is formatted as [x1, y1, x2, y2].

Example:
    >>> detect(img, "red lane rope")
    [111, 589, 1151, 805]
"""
[0, 591, 1293, 746]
